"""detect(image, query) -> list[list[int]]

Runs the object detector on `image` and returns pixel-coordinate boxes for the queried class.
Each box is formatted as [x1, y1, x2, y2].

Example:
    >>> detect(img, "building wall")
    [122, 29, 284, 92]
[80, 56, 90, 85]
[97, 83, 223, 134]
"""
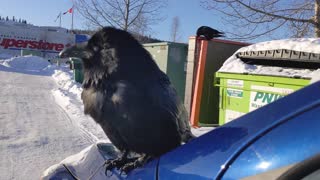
[0, 21, 75, 58]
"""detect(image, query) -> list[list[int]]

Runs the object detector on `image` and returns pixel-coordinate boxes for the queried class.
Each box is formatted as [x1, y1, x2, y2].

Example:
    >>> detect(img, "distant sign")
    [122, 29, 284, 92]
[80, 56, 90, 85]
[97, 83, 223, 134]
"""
[0, 38, 65, 51]
[0, 22, 76, 58]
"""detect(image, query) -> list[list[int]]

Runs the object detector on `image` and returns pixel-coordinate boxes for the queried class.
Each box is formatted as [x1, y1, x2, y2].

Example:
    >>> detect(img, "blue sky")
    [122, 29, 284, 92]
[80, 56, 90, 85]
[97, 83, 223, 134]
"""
[0, 0, 226, 43]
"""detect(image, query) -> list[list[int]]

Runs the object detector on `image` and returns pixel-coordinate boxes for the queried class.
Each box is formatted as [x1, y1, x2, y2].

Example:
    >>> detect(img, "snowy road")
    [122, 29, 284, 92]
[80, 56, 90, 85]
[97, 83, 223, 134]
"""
[0, 70, 94, 179]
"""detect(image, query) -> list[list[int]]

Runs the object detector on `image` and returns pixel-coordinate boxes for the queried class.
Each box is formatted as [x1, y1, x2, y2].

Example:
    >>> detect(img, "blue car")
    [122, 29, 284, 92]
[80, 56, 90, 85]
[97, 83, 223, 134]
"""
[42, 81, 320, 180]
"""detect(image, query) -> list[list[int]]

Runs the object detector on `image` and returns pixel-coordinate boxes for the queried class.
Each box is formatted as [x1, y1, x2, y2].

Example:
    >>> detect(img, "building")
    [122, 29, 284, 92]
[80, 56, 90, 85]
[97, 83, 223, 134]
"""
[0, 19, 88, 58]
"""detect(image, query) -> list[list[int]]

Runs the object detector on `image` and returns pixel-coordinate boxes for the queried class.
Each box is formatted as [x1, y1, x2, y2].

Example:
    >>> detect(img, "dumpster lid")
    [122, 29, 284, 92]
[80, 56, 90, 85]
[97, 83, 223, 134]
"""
[236, 49, 320, 69]
[218, 38, 320, 83]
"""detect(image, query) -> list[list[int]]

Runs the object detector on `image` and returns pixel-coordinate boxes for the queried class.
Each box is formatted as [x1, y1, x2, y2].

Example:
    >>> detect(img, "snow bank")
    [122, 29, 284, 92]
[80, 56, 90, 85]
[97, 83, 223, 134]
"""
[2, 55, 50, 71]
[50, 65, 107, 142]
[219, 38, 320, 83]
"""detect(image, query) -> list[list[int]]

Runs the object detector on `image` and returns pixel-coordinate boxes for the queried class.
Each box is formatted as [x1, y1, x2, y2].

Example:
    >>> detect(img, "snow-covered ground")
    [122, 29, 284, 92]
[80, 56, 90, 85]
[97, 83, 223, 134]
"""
[0, 56, 107, 179]
[0, 55, 213, 179]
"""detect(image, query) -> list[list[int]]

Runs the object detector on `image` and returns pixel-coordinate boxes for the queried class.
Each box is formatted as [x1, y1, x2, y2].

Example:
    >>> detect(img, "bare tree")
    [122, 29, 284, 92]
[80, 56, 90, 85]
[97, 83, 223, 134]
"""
[75, 0, 167, 33]
[201, 0, 320, 40]
[170, 16, 182, 42]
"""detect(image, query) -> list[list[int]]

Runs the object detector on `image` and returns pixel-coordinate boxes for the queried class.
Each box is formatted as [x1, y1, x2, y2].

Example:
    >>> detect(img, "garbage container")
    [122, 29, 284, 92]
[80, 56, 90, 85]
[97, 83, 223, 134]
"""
[143, 42, 188, 102]
[215, 72, 310, 125]
[215, 48, 320, 125]
[70, 58, 84, 83]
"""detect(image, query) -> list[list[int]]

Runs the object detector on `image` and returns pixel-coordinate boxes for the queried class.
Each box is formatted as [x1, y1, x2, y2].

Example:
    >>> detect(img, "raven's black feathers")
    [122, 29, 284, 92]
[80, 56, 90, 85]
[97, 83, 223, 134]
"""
[196, 26, 224, 40]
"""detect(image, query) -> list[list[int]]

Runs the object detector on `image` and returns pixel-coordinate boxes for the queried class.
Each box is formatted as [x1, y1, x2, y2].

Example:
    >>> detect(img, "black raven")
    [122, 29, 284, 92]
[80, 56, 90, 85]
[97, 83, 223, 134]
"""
[59, 27, 195, 173]
[196, 26, 224, 40]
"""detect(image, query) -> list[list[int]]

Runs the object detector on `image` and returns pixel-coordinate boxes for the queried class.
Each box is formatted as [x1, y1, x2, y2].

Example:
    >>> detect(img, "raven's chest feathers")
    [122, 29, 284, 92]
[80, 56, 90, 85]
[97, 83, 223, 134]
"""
[81, 78, 142, 123]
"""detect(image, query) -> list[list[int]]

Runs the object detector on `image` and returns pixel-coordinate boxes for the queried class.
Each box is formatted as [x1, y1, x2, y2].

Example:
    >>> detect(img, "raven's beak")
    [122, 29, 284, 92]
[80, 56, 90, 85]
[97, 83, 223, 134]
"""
[59, 42, 88, 58]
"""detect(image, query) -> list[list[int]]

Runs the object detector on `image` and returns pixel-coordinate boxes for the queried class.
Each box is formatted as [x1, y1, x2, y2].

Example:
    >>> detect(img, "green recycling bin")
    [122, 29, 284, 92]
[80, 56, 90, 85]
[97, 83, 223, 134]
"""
[214, 48, 320, 125]
[70, 58, 84, 83]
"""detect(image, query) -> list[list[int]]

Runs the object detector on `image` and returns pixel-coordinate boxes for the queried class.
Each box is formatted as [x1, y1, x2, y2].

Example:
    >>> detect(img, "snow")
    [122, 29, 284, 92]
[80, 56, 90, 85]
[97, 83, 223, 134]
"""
[50, 66, 107, 141]
[239, 38, 320, 53]
[2, 55, 50, 71]
[0, 60, 96, 179]
[0, 55, 213, 179]
[219, 38, 320, 83]
[42, 142, 117, 180]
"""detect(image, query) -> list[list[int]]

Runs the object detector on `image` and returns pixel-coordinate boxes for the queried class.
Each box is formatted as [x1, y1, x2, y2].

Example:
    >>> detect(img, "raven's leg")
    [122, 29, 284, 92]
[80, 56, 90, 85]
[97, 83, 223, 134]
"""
[105, 150, 134, 171]
[120, 154, 153, 173]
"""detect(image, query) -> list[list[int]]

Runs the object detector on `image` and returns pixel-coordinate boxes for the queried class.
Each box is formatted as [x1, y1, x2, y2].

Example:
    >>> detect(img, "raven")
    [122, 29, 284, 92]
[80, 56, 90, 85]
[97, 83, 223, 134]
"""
[59, 27, 195, 173]
[196, 26, 224, 40]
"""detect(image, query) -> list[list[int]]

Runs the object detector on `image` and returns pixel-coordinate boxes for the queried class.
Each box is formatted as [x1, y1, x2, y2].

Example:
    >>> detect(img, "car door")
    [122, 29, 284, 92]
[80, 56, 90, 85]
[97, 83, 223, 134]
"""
[220, 105, 320, 180]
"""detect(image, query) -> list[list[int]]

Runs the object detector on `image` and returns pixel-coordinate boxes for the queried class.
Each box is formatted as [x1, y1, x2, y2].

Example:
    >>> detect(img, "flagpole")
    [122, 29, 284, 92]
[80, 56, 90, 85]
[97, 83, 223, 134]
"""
[59, 12, 62, 27]
[71, 9, 74, 31]
[71, 0, 74, 31]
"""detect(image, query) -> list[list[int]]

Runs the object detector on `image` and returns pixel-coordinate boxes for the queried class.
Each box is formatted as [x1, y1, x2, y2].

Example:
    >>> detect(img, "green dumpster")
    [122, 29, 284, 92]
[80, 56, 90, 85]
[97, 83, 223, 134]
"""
[214, 48, 320, 125]
[70, 58, 84, 83]
[215, 72, 310, 125]
[143, 42, 188, 102]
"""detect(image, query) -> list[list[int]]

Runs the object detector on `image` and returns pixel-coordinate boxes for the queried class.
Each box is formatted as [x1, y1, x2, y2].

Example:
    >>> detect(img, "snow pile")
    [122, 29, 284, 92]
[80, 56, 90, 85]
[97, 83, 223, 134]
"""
[52, 67, 82, 102]
[2, 55, 50, 71]
[219, 38, 320, 83]
[50, 65, 107, 142]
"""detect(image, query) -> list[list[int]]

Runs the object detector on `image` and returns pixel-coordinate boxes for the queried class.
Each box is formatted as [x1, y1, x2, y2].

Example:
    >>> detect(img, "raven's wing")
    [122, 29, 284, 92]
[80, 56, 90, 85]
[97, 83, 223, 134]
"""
[147, 72, 195, 143]
[100, 79, 182, 155]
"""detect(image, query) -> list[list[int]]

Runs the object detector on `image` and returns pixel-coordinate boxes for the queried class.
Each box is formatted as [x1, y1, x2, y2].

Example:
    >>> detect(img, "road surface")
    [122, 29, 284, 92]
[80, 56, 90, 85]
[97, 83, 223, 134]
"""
[0, 69, 94, 179]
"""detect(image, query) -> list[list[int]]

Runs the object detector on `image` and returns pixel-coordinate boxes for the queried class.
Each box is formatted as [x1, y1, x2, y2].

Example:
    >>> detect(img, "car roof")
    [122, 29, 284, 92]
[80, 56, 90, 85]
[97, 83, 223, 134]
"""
[158, 81, 320, 179]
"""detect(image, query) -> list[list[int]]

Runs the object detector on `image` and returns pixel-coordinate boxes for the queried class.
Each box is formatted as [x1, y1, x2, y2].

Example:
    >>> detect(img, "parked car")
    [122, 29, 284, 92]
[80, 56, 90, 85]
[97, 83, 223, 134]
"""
[42, 81, 320, 180]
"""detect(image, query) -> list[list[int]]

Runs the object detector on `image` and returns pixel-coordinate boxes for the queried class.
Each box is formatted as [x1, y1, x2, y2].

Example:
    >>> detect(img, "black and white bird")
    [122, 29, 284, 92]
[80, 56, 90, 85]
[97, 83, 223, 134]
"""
[59, 27, 195, 173]
[196, 26, 224, 40]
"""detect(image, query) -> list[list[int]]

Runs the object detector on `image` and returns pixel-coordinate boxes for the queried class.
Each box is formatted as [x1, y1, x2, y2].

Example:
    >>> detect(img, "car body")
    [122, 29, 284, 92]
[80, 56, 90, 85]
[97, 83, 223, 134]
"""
[42, 81, 320, 180]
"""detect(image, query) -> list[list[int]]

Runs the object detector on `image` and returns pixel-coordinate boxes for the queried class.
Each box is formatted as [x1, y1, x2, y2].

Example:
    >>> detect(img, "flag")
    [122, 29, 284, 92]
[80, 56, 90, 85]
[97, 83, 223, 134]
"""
[54, 12, 61, 22]
[63, 7, 73, 15]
